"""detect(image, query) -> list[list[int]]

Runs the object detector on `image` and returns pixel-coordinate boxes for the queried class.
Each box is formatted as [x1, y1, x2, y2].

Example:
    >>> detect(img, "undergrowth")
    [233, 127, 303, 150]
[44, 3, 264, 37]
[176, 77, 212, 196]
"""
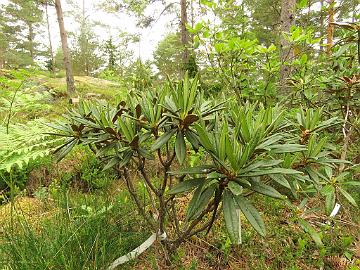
[0, 190, 149, 270]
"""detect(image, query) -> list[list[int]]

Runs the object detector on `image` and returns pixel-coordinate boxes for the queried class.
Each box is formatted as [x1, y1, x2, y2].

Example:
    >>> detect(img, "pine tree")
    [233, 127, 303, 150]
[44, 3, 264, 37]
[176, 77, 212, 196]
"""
[104, 37, 117, 71]
[0, 0, 43, 67]
[69, 0, 104, 75]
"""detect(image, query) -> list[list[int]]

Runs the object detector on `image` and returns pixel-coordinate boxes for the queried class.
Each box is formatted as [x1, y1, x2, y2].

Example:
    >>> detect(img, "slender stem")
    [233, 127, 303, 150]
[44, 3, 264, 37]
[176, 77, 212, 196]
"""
[157, 149, 166, 167]
[170, 200, 181, 236]
[139, 160, 159, 196]
[188, 211, 221, 238]
[124, 168, 156, 230]
[158, 165, 169, 234]
[6, 81, 24, 134]
[171, 200, 215, 249]
[138, 158, 158, 213]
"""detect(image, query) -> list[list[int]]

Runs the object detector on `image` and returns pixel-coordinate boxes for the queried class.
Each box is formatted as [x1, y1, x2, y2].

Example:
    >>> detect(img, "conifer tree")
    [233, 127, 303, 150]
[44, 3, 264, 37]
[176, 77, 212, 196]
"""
[0, 0, 43, 67]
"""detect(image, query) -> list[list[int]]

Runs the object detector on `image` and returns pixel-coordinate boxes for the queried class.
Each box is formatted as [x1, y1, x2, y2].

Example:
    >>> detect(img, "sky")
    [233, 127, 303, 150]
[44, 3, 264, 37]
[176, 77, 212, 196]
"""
[0, 0, 176, 61]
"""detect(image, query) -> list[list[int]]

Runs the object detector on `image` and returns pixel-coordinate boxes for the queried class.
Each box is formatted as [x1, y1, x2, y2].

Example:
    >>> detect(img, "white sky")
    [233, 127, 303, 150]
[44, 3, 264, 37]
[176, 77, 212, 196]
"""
[0, 0, 177, 61]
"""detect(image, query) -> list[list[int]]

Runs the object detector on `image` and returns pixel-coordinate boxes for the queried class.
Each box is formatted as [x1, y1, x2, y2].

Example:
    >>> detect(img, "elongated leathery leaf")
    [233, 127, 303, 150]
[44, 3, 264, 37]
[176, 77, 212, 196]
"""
[151, 129, 176, 151]
[175, 131, 186, 164]
[223, 190, 241, 244]
[235, 195, 265, 236]
[168, 178, 205, 195]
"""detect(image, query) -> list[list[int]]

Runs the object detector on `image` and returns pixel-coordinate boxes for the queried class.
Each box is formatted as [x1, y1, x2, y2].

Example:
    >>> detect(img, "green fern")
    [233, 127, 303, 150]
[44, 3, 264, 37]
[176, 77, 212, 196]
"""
[0, 120, 63, 172]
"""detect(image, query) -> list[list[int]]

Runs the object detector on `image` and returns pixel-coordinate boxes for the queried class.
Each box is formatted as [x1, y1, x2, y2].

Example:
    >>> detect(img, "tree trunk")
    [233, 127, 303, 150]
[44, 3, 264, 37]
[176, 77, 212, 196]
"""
[28, 23, 34, 63]
[319, 0, 325, 52]
[180, 0, 189, 75]
[45, 2, 55, 74]
[82, 0, 90, 76]
[326, 0, 335, 55]
[279, 0, 296, 94]
[54, 0, 75, 95]
[0, 48, 4, 68]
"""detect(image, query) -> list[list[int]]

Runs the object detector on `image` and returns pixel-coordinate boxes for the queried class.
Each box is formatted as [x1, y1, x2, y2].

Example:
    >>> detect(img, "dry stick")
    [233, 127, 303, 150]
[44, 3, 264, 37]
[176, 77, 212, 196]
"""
[335, 218, 360, 228]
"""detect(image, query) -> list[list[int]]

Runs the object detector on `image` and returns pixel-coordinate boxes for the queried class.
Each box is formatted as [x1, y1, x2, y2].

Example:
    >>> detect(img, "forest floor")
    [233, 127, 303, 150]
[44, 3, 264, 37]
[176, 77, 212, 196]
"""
[0, 71, 360, 270]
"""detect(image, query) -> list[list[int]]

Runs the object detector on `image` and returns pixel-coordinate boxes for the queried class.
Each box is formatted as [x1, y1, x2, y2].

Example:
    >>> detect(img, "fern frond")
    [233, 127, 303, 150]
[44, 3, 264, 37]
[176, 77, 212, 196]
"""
[0, 120, 63, 172]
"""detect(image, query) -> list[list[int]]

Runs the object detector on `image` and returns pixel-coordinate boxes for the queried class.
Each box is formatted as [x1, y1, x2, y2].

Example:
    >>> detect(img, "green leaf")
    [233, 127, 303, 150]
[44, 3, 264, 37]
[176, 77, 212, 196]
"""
[223, 190, 241, 244]
[118, 119, 132, 141]
[320, 185, 335, 196]
[186, 184, 216, 220]
[103, 156, 120, 171]
[325, 192, 335, 216]
[168, 165, 214, 175]
[228, 181, 243, 196]
[175, 131, 186, 164]
[269, 174, 291, 189]
[299, 219, 323, 247]
[268, 144, 306, 153]
[194, 124, 212, 150]
[256, 134, 282, 150]
[234, 178, 252, 188]
[241, 168, 301, 177]
[184, 130, 199, 150]
[339, 187, 358, 207]
[55, 139, 78, 161]
[342, 181, 360, 186]
[299, 54, 308, 65]
[248, 180, 284, 199]
[168, 178, 205, 195]
[240, 160, 283, 174]
[119, 150, 133, 168]
[334, 43, 351, 57]
[151, 129, 176, 151]
[235, 195, 265, 236]
[138, 148, 154, 160]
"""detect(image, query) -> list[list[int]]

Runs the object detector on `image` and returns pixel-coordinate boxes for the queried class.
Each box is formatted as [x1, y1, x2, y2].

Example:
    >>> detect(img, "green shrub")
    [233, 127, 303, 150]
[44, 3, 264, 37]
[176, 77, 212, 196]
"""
[50, 73, 357, 255]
